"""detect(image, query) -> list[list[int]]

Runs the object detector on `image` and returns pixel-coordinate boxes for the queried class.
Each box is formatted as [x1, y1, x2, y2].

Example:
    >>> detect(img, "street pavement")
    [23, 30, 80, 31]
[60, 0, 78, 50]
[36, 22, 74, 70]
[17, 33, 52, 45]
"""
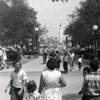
[0, 56, 83, 100]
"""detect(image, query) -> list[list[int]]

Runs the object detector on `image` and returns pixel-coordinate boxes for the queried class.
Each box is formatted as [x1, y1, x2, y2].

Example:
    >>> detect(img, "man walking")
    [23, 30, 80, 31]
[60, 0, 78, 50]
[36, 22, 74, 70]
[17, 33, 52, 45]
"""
[42, 46, 48, 64]
[81, 58, 100, 100]
[5, 61, 28, 100]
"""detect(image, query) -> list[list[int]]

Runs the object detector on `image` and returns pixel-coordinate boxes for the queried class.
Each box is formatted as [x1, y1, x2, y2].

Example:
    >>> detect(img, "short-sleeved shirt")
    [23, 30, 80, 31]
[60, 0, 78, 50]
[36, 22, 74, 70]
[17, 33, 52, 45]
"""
[10, 70, 27, 88]
[78, 58, 82, 63]
[43, 48, 48, 54]
[23, 91, 40, 100]
[63, 55, 69, 62]
[70, 53, 75, 58]
[83, 72, 100, 96]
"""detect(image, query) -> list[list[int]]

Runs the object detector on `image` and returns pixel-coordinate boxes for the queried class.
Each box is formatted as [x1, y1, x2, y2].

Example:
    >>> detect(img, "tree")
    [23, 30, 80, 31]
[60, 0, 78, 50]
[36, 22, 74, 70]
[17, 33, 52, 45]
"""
[0, 0, 10, 45]
[0, 0, 41, 45]
[64, 0, 100, 48]
[0, 0, 67, 45]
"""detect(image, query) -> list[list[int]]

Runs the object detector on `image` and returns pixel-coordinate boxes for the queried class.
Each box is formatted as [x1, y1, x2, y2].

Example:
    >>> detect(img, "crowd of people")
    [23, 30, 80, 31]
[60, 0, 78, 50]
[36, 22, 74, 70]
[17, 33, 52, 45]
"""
[0, 45, 23, 70]
[42, 46, 84, 73]
[2, 45, 100, 100]
[5, 59, 66, 100]
[4, 56, 100, 100]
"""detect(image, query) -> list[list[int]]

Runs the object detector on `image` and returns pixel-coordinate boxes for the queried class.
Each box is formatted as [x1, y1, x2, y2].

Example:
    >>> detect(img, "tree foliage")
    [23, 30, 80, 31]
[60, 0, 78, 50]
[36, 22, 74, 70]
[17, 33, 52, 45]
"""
[0, 1, 9, 32]
[0, 0, 46, 45]
[64, 0, 100, 47]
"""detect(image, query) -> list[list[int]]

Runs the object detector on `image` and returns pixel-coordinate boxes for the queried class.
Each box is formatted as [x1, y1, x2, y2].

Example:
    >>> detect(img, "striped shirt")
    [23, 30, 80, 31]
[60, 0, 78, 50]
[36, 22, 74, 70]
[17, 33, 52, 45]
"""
[83, 72, 100, 96]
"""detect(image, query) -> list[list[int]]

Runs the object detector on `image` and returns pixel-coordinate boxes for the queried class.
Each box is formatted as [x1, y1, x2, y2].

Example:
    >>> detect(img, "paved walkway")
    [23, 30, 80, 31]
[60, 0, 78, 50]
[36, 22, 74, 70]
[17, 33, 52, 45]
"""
[0, 56, 83, 100]
[0, 56, 45, 73]
[1, 56, 100, 100]
[0, 56, 82, 73]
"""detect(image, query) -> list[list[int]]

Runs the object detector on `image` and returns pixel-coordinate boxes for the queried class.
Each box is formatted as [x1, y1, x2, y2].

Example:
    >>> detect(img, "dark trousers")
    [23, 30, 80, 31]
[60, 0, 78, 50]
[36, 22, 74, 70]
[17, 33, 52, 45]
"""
[63, 61, 68, 73]
[82, 96, 100, 100]
[43, 53, 47, 64]
[56, 60, 61, 69]
[11, 86, 24, 100]
[78, 62, 82, 71]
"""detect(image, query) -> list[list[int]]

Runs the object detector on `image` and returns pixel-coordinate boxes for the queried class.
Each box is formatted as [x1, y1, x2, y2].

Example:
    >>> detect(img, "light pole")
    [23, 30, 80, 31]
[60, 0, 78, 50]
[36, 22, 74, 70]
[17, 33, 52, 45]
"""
[35, 27, 39, 52]
[66, 34, 69, 48]
[93, 25, 98, 58]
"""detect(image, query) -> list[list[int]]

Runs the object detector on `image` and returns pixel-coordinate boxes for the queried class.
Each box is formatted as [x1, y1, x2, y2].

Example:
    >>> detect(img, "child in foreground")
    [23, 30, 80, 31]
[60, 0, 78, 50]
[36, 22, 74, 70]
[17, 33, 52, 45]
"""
[79, 67, 90, 95]
[23, 80, 41, 100]
[5, 61, 28, 100]
[79, 58, 100, 100]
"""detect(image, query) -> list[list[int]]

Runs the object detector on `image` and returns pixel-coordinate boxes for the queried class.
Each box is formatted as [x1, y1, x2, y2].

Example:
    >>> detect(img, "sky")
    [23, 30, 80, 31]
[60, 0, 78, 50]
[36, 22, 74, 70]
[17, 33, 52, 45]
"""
[27, 0, 81, 38]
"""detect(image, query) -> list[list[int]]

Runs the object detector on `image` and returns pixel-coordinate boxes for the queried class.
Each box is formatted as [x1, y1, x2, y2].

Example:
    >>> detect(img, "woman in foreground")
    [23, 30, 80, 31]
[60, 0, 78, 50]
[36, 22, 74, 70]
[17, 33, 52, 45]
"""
[39, 58, 66, 100]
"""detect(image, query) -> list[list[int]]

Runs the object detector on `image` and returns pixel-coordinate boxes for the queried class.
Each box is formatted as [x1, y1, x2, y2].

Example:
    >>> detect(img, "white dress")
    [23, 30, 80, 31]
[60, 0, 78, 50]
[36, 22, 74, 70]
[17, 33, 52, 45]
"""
[40, 70, 62, 100]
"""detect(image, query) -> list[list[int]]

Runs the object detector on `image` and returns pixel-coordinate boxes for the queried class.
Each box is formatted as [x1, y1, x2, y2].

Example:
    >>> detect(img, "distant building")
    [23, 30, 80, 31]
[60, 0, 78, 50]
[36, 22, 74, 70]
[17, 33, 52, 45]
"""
[59, 23, 64, 44]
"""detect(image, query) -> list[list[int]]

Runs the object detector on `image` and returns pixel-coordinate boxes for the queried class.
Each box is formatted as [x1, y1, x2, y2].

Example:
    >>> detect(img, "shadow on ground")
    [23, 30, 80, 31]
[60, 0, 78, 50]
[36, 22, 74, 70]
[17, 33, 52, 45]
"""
[6, 55, 37, 69]
[63, 94, 82, 100]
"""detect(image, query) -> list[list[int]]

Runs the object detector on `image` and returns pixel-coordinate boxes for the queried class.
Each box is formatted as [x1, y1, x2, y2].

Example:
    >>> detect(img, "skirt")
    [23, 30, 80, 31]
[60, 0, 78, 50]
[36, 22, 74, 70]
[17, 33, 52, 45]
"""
[41, 88, 62, 100]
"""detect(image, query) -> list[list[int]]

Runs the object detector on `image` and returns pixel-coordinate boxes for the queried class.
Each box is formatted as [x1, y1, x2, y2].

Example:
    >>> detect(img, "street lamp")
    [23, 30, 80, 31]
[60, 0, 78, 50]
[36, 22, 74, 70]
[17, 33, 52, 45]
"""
[65, 34, 68, 48]
[35, 27, 39, 51]
[93, 25, 98, 58]
[66, 34, 72, 49]
[35, 27, 39, 32]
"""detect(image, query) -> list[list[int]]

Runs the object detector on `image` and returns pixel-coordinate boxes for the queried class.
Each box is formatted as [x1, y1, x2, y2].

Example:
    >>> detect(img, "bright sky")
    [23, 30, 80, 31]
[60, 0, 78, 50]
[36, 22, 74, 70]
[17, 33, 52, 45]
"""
[27, 0, 81, 38]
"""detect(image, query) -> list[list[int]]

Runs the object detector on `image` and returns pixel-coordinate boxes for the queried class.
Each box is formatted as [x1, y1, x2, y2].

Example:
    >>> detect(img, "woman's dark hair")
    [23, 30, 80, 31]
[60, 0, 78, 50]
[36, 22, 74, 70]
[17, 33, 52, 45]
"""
[90, 58, 99, 71]
[27, 80, 37, 93]
[46, 58, 56, 70]
[83, 67, 90, 73]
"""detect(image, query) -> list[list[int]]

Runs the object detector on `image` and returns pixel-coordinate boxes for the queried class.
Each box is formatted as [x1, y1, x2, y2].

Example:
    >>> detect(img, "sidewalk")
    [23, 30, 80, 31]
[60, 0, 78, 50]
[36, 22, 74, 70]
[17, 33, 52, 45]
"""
[0, 56, 83, 100]
[0, 56, 82, 73]
[0, 56, 45, 73]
